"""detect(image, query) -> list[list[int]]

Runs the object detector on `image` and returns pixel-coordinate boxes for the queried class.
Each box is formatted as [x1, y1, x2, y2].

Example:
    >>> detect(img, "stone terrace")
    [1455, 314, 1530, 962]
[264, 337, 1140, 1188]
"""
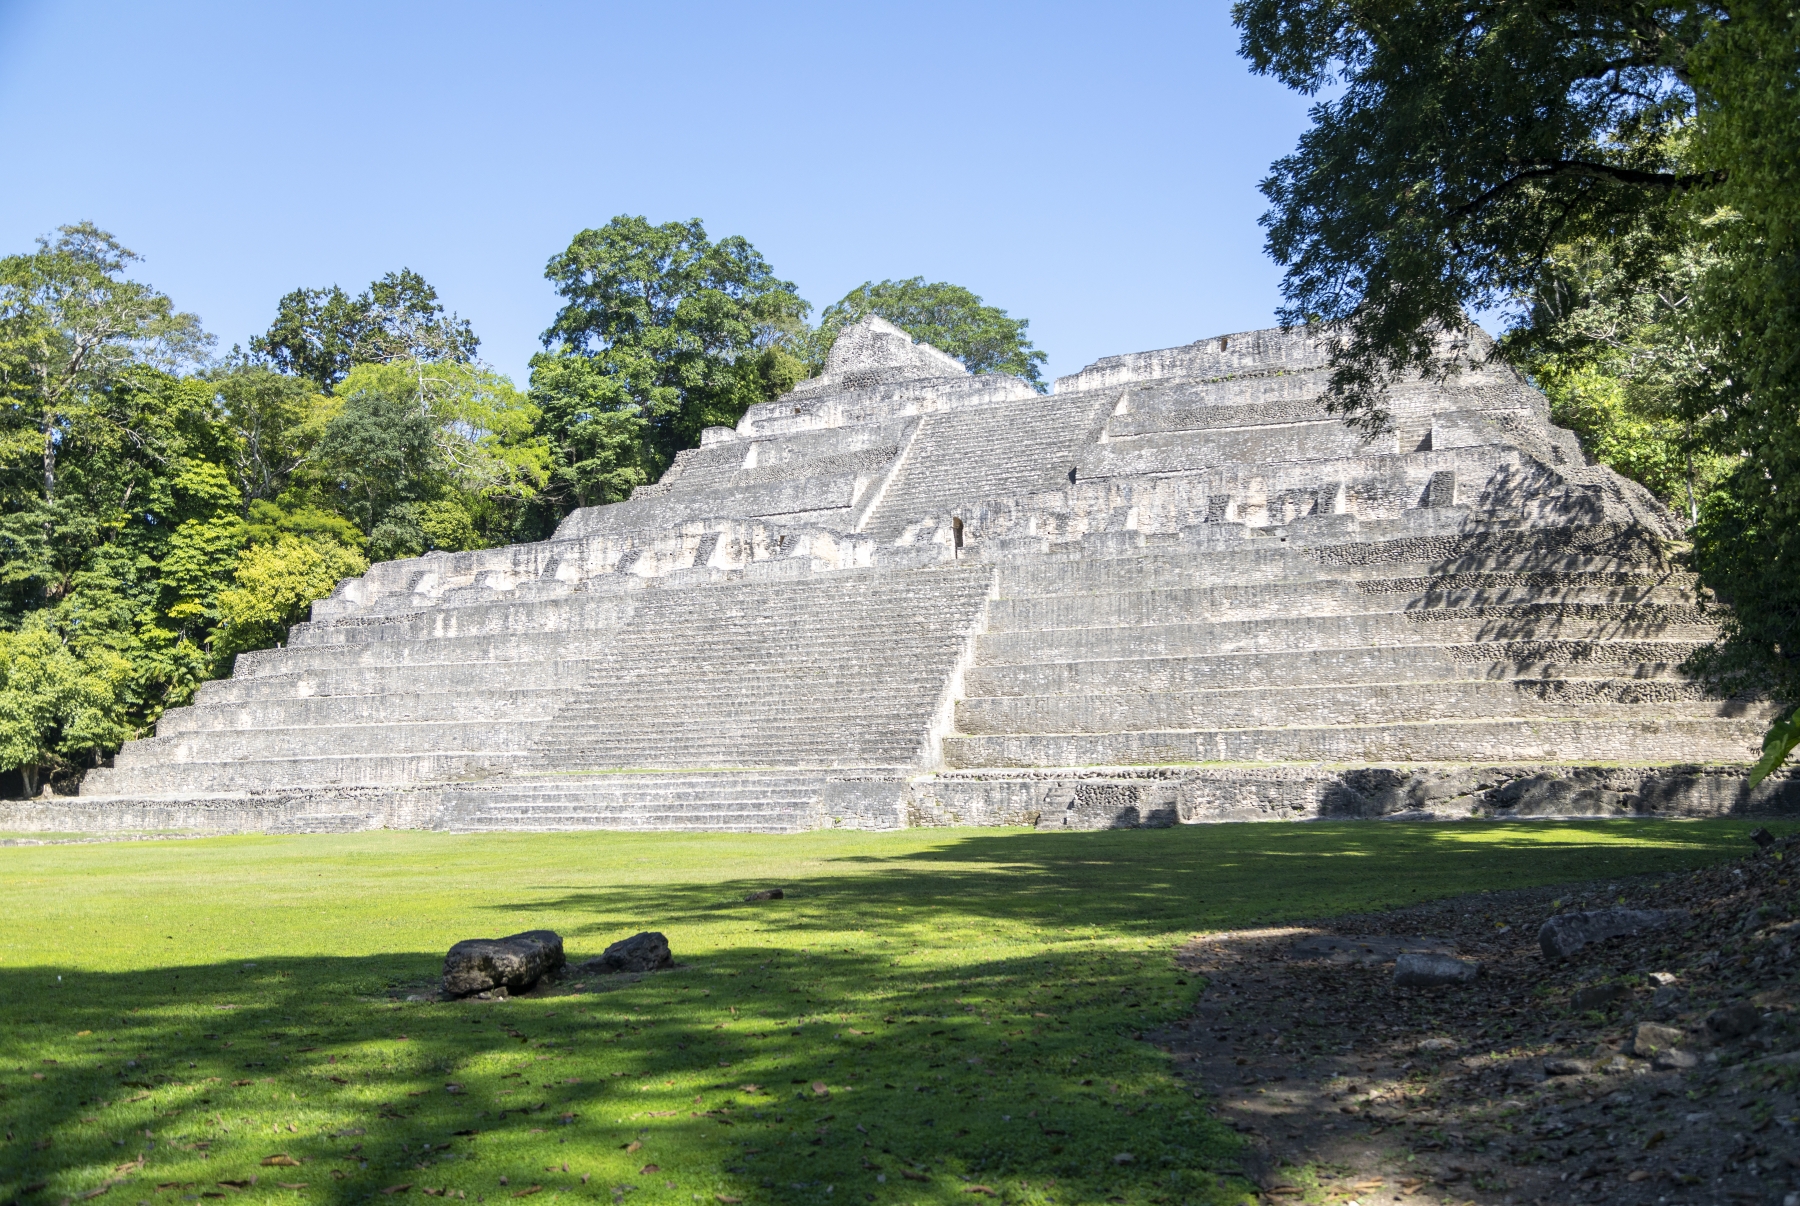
[11, 314, 1795, 834]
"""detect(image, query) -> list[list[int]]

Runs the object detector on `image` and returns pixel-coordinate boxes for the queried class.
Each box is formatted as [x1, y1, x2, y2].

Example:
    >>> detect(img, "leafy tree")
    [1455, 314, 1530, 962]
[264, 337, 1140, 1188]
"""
[0, 223, 208, 507]
[817, 278, 1048, 389]
[1235, 0, 1720, 430]
[532, 215, 810, 509]
[206, 361, 330, 506]
[1236, 0, 1800, 778]
[0, 617, 130, 795]
[250, 269, 478, 392]
[215, 531, 367, 660]
[1502, 231, 1732, 516]
[312, 383, 439, 542]
[1679, 0, 1800, 784]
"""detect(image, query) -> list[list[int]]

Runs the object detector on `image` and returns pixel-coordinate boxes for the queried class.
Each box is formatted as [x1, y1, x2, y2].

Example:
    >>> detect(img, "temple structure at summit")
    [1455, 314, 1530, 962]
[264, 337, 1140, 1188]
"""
[14, 314, 1795, 833]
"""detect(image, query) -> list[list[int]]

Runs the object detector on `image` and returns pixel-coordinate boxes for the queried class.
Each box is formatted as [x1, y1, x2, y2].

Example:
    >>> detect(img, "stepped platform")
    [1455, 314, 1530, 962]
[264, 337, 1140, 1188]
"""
[9, 313, 1797, 835]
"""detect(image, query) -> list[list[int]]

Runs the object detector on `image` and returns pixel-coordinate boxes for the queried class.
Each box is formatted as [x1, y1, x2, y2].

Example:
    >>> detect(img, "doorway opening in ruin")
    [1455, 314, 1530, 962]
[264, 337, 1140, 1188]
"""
[952, 516, 964, 555]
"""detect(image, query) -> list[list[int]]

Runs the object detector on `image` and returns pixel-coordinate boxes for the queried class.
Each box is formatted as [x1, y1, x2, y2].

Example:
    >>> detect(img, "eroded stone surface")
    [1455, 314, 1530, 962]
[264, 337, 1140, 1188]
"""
[443, 930, 565, 997]
[581, 931, 672, 975]
[1539, 908, 1686, 960]
[1394, 952, 1479, 986]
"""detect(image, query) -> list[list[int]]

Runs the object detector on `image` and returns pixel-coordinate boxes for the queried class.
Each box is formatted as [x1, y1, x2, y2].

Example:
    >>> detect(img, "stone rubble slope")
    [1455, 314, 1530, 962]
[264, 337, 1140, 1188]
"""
[8, 314, 1794, 833]
[1164, 832, 1800, 1205]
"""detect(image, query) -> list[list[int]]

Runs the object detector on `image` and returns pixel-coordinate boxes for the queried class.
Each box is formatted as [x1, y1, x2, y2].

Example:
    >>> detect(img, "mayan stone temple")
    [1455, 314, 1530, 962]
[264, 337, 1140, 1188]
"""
[23, 315, 1797, 833]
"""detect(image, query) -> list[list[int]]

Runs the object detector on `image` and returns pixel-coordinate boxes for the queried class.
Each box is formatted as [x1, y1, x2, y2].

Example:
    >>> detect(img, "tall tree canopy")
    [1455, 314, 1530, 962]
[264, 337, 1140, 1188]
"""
[250, 268, 478, 392]
[529, 216, 810, 512]
[817, 278, 1048, 389]
[0, 236, 546, 794]
[1237, 0, 1800, 777]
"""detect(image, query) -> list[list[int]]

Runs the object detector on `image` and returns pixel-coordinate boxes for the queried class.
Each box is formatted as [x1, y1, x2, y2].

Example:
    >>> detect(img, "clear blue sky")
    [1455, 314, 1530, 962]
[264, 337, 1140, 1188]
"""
[0, 1, 1315, 387]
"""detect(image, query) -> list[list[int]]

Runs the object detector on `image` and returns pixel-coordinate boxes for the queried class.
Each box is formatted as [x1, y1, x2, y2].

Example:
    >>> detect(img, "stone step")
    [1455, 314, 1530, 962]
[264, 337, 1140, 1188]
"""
[120, 719, 556, 764]
[238, 622, 970, 676]
[157, 689, 570, 733]
[546, 744, 929, 770]
[196, 661, 601, 704]
[983, 580, 1697, 632]
[453, 811, 811, 833]
[955, 678, 1761, 735]
[962, 641, 1708, 696]
[84, 751, 527, 795]
[972, 611, 1716, 665]
[942, 716, 1765, 769]
[995, 547, 1676, 596]
[288, 592, 639, 646]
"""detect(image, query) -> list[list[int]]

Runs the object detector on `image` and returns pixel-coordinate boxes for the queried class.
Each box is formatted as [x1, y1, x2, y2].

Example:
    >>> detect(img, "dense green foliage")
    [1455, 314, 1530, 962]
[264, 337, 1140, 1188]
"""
[528, 217, 811, 509]
[250, 269, 479, 392]
[817, 278, 1049, 389]
[0, 218, 1045, 792]
[1237, 0, 1800, 774]
[0, 820, 1769, 1206]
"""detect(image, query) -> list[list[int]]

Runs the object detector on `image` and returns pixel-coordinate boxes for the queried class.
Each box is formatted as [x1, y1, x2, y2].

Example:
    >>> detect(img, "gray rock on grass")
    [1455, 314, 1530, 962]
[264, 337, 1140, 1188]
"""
[1538, 909, 1686, 960]
[1394, 952, 1479, 987]
[580, 930, 674, 975]
[444, 930, 565, 998]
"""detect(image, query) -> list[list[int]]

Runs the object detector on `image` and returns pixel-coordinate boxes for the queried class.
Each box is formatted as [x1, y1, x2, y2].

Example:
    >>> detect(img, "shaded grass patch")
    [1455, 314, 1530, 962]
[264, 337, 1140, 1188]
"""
[0, 819, 1777, 1206]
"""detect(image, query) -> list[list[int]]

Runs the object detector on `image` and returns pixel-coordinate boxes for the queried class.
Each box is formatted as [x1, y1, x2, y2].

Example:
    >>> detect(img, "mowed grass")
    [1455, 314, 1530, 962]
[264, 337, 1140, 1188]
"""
[0, 820, 1778, 1206]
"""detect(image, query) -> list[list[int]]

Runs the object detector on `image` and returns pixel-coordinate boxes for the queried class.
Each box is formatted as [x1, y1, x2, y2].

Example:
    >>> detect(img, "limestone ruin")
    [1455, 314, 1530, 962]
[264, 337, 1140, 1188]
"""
[12, 313, 1796, 833]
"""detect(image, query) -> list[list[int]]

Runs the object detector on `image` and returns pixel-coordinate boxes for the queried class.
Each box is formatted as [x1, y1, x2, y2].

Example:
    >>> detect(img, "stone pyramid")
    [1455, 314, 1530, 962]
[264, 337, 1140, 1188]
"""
[17, 314, 1796, 834]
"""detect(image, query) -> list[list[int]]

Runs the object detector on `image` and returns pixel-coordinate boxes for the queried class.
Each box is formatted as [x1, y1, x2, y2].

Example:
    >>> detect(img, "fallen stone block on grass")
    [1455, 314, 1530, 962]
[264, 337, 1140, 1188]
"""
[579, 931, 673, 975]
[1538, 909, 1686, 960]
[1394, 952, 1478, 987]
[443, 930, 565, 998]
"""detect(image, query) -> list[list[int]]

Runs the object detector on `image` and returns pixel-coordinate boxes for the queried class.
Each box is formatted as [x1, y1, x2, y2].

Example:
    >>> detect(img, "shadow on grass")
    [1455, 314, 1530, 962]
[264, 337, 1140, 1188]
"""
[503, 819, 1770, 945]
[0, 819, 1773, 1206]
[0, 944, 1237, 1206]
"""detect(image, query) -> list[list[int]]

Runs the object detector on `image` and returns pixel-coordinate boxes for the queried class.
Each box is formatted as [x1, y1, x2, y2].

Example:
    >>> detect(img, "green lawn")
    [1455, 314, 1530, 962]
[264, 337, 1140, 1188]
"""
[0, 820, 1777, 1206]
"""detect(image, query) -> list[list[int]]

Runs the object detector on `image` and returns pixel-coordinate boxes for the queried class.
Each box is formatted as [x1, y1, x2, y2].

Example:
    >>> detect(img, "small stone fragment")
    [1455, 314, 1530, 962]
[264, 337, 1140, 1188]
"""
[1750, 826, 1775, 849]
[1543, 1057, 1591, 1076]
[1538, 909, 1686, 960]
[1393, 952, 1478, 987]
[743, 889, 784, 902]
[1705, 1002, 1761, 1040]
[1629, 1022, 1686, 1057]
[580, 931, 673, 975]
[1652, 1048, 1698, 1070]
[442, 931, 565, 998]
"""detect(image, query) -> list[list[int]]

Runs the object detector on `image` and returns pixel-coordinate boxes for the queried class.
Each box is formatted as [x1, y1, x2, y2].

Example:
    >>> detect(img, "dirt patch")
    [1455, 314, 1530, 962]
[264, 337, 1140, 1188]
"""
[1155, 830, 1800, 1205]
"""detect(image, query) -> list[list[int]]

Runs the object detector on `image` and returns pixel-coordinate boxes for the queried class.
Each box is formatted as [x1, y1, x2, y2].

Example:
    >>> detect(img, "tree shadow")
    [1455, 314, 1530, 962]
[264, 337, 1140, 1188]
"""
[498, 819, 1765, 943]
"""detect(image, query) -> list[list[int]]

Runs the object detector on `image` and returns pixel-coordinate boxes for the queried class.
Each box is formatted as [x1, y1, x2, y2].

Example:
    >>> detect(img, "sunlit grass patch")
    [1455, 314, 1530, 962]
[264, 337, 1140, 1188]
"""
[0, 819, 1776, 1206]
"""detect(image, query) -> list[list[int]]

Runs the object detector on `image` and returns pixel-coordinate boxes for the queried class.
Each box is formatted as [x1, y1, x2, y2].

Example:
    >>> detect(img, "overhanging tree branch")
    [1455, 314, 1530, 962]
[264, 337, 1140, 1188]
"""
[1449, 160, 1727, 220]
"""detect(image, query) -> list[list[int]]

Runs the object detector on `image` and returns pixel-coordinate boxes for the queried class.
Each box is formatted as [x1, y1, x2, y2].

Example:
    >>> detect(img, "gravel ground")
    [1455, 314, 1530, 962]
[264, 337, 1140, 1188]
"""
[1153, 829, 1800, 1206]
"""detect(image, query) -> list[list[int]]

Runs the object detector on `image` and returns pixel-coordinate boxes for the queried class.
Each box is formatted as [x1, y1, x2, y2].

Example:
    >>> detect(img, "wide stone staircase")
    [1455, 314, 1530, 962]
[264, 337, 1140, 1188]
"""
[917, 524, 1772, 825]
[75, 562, 993, 833]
